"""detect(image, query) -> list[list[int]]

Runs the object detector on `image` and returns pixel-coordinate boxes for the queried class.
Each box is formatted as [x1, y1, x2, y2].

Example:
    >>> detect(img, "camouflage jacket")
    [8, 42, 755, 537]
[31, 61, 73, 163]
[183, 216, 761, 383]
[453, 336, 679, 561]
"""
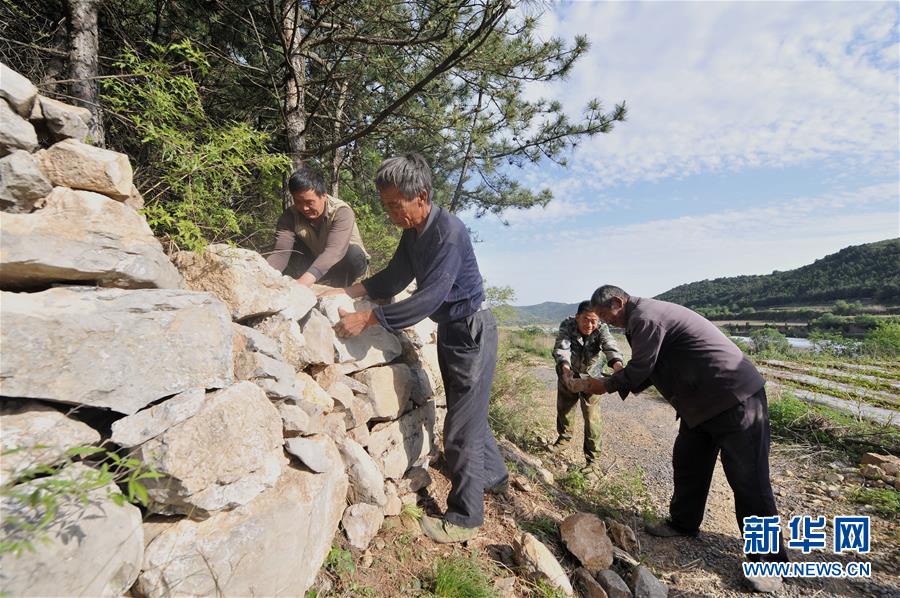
[553, 317, 624, 377]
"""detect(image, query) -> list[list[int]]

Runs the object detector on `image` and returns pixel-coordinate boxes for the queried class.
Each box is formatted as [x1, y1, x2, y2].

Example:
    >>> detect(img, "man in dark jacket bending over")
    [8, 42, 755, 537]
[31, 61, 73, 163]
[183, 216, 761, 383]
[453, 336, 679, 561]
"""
[328, 152, 507, 544]
[580, 285, 787, 594]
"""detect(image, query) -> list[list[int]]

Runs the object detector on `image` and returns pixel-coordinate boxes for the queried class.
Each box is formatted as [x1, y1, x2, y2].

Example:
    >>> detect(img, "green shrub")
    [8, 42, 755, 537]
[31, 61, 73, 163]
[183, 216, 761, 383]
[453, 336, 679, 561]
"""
[749, 328, 790, 355]
[103, 41, 290, 252]
[429, 552, 497, 598]
[862, 321, 900, 359]
[849, 486, 900, 518]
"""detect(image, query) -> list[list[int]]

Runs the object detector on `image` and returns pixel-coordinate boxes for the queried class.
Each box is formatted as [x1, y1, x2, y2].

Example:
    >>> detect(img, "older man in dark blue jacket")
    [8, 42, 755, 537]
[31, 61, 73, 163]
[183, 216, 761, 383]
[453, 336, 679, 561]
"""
[329, 153, 507, 544]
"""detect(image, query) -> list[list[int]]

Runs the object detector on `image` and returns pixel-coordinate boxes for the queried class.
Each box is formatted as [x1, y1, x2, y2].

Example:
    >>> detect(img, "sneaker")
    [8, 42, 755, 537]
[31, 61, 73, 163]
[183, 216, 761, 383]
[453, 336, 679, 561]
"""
[420, 515, 479, 544]
[644, 520, 698, 538]
[744, 575, 783, 593]
[485, 475, 509, 495]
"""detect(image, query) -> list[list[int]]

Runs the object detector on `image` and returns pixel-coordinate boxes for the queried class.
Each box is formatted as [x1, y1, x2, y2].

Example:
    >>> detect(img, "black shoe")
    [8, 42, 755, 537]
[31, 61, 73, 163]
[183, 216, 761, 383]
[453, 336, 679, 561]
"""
[485, 475, 509, 495]
[644, 520, 698, 538]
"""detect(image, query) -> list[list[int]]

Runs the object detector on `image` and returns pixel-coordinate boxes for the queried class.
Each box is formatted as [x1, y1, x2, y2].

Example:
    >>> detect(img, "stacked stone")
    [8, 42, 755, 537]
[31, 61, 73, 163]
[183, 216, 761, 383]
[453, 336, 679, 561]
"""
[0, 63, 443, 597]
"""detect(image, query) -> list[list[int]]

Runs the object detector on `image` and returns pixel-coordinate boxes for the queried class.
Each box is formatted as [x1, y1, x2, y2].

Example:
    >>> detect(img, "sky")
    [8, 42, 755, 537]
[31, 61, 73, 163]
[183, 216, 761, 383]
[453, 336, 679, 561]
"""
[459, 1, 900, 306]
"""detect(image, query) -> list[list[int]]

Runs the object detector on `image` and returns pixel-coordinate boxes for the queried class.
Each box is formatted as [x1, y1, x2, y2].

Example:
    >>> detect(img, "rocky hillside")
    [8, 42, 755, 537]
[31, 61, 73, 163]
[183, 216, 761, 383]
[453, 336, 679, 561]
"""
[0, 63, 444, 597]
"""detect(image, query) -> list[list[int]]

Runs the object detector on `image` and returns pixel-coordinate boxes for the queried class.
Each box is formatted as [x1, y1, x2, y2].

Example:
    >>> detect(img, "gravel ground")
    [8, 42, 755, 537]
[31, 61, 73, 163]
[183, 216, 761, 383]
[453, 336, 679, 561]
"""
[528, 363, 900, 597]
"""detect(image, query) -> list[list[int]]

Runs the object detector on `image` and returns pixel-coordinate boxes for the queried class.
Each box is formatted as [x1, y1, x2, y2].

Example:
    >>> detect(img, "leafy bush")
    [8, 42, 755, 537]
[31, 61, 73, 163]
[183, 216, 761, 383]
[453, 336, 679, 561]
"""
[103, 41, 290, 252]
[862, 321, 900, 359]
[749, 328, 790, 355]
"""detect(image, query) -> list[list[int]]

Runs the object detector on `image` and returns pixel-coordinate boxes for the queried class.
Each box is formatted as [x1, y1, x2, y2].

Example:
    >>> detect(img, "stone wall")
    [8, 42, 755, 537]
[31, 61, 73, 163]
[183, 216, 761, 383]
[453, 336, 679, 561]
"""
[0, 63, 444, 597]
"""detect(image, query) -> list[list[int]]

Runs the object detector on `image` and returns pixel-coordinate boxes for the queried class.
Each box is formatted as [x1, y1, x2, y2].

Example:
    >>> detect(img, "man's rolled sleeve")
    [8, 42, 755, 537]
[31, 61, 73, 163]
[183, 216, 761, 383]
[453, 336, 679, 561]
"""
[552, 326, 573, 376]
[604, 321, 666, 396]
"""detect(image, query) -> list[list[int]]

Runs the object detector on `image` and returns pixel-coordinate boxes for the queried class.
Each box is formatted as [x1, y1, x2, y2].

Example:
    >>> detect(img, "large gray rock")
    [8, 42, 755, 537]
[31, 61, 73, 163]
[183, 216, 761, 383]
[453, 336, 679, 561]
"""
[512, 532, 574, 596]
[402, 317, 437, 347]
[284, 435, 336, 473]
[339, 438, 387, 506]
[137, 460, 348, 598]
[0, 287, 233, 414]
[0, 186, 184, 289]
[314, 363, 368, 394]
[352, 364, 414, 421]
[0, 150, 52, 212]
[560, 512, 614, 574]
[342, 503, 383, 550]
[367, 402, 436, 479]
[631, 566, 668, 598]
[294, 371, 335, 412]
[596, 570, 632, 598]
[136, 382, 283, 517]
[110, 388, 206, 448]
[0, 62, 37, 116]
[37, 95, 92, 142]
[330, 384, 373, 429]
[35, 139, 132, 199]
[0, 464, 143, 597]
[232, 322, 283, 361]
[234, 345, 300, 400]
[174, 244, 316, 321]
[0, 99, 38, 154]
[0, 400, 101, 484]
[276, 401, 320, 436]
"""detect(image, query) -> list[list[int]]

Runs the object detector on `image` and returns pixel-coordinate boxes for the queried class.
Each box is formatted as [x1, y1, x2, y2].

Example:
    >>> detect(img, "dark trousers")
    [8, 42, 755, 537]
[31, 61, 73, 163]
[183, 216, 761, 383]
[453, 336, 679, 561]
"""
[437, 309, 508, 529]
[556, 383, 602, 462]
[670, 387, 787, 561]
[282, 239, 368, 287]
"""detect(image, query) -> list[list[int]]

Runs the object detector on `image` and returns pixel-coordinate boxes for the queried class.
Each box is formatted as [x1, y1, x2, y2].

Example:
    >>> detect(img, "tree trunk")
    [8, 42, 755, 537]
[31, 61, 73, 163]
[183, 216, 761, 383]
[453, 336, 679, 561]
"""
[67, 0, 104, 146]
[449, 87, 484, 213]
[330, 80, 349, 197]
[281, 1, 306, 170]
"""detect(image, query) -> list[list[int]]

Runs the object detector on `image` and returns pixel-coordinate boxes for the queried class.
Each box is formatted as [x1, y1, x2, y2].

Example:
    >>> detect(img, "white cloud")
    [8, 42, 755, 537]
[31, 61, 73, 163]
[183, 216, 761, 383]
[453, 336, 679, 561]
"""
[476, 182, 899, 304]
[527, 2, 899, 190]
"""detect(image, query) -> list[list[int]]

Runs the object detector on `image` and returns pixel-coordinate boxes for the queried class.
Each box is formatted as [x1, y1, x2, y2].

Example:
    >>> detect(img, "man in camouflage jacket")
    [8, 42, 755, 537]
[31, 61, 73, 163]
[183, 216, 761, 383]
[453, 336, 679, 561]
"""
[552, 300, 624, 465]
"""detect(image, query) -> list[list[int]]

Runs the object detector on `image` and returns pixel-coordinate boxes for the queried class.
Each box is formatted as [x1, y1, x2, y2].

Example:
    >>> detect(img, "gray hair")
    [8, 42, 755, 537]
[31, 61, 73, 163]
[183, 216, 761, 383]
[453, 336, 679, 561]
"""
[590, 285, 630, 309]
[374, 153, 433, 202]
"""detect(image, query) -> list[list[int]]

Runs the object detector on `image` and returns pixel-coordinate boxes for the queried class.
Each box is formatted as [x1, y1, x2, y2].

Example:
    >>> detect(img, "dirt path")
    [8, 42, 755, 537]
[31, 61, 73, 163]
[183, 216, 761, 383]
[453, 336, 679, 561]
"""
[527, 362, 900, 597]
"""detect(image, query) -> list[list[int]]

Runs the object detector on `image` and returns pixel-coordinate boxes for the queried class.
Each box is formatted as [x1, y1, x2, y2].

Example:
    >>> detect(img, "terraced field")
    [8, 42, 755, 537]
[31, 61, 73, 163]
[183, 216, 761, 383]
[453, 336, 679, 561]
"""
[758, 358, 900, 425]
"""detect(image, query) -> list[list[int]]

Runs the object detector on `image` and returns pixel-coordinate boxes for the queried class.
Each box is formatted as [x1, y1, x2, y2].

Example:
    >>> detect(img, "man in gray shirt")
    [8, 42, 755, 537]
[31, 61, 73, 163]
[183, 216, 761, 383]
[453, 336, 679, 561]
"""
[581, 285, 786, 594]
[266, 165, 368, 287]
[552, 300, 623, 466]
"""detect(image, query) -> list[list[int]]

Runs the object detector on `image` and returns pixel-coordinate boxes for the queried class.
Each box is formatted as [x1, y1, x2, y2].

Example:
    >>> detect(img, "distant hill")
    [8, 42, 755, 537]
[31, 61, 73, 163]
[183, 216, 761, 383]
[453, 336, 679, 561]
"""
[506, 301, 579, 326]
[656, 238, 900, 310]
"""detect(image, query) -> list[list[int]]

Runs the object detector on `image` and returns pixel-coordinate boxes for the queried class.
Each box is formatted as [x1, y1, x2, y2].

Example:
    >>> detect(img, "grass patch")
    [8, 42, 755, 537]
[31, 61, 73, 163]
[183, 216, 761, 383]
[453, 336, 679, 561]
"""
[519, 515, 558, 543]
[769, 392, 900, 460]
[504, 327, 555, 361]
[427, 551, 497, 598]
[324, 546, 355, 578]
[490, 342, 552, 452]
[849, 486, 900, 518]
[556, 465, 658, 521]
[400, 502, 424, 522]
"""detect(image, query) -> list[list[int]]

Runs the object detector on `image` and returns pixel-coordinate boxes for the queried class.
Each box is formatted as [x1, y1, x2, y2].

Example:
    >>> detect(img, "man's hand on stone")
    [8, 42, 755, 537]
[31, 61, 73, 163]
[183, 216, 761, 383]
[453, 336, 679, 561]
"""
[334, 307, 376, 338]
[317, 286, 347, 298]
[585, 376, 608, 395]
[296, 272, 316, 287]
[611, 361, 624, 373]
[561, 365, 574, 390]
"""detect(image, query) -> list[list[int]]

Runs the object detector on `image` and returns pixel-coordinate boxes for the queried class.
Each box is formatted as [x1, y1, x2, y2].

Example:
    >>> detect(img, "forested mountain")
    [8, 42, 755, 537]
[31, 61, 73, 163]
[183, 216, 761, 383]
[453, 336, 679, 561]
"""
[506, 301, 579, 326]
[657, 239, 900, 309]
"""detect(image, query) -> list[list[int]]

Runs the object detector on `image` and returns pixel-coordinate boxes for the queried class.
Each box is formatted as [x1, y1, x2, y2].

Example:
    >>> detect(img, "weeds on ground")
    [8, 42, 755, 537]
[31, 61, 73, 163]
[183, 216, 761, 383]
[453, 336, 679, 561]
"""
[505, 327, 555, 361]
[768, 392, 900, 460]
[400, 502, 424, 522]
[556, 464, 657, 521]
[519, 515, 559, 544]
[849, 487, 900, 518]
[324, 546, 355, 578]
[427, 551, 497, 598]
[490, 343, 551, 452]
[527, 579, 570, 598]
